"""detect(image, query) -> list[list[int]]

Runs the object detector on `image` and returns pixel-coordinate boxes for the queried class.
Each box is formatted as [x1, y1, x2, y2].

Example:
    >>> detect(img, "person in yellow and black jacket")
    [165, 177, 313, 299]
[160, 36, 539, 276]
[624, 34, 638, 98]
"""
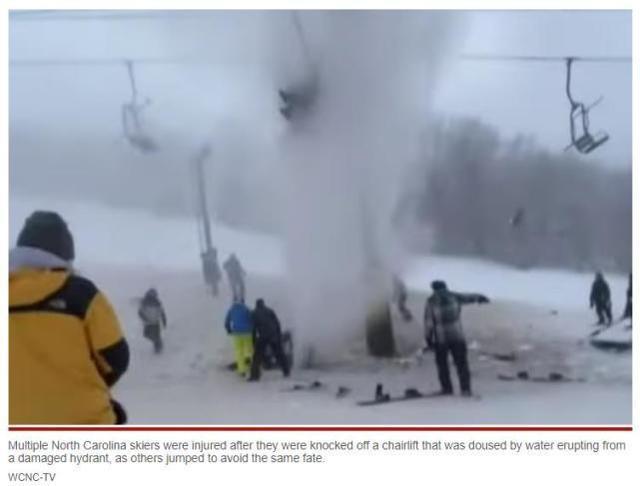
[9, 211, 130, 425]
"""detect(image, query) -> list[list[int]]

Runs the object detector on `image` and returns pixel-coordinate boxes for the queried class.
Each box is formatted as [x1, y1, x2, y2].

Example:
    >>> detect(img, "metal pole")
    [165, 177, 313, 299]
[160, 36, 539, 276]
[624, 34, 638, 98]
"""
[194, 145, 213, 252]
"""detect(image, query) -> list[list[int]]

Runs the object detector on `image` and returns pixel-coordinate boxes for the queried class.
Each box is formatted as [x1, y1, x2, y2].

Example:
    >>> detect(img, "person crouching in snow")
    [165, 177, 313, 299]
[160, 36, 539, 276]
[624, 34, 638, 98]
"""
[224, 297, 254, 379]
[138, 288, 167, 354]
[9, 211, 129, 424]
[423, 280, 489, 397]
[248, 298, 290, 381]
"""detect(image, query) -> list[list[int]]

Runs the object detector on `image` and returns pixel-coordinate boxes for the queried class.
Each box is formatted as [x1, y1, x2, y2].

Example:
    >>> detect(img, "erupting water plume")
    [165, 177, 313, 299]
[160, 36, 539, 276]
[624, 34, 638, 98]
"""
[274, 11, 459, 362]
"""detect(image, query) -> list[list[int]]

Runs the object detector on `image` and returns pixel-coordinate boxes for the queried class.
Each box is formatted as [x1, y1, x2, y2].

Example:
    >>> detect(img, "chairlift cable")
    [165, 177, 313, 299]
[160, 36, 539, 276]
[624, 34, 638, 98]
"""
[461, 54, 631, 63]
[9, 10, 207, 22]
[10, 53, 631, 68]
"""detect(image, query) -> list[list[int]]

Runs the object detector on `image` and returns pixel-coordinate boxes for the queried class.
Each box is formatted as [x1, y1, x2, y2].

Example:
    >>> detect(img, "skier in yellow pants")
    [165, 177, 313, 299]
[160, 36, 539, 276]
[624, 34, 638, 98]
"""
[224, 298, 254, 378]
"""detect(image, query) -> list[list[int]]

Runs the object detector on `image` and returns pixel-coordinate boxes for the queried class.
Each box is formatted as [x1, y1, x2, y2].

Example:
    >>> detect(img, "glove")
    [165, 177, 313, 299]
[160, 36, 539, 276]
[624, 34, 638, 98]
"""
[425, 330, 435, 349]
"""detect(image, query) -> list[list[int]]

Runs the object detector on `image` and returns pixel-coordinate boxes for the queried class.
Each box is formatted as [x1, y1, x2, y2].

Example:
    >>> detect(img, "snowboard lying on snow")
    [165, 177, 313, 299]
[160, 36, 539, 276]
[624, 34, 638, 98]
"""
[357, 385, 480, 406]
[589, 319, 632, 351]
[497, 371, 585, 383]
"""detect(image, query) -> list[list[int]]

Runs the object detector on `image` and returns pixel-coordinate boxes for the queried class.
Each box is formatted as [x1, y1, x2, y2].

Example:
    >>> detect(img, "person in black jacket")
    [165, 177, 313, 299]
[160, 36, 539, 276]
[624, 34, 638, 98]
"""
[138, 288, 168, 354]
[622, 273, 632, 320]
[590, 272, 612, 325]
[248, 299, 290, 381]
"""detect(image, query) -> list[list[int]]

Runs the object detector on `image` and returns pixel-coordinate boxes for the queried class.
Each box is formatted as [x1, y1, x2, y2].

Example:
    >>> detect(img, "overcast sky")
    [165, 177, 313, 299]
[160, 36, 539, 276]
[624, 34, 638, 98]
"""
[9, 10, 632, 169]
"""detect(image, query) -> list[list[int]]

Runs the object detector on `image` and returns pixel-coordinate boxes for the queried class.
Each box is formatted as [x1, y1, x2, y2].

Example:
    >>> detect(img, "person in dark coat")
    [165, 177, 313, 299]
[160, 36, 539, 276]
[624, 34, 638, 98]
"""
[590, 272, 612, 325]
[622, 273, 632, 320]
[223, 253, 246, 302]
[248, 299, 290, 381]
[138, 288, 167, 354]
[423, 280, 489, 396]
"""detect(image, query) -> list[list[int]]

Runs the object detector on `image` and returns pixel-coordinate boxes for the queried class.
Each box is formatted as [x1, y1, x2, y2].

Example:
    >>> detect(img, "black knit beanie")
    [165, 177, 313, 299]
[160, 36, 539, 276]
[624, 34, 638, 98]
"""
[16, 211, 75, 262]
[431, 280, 448, 292]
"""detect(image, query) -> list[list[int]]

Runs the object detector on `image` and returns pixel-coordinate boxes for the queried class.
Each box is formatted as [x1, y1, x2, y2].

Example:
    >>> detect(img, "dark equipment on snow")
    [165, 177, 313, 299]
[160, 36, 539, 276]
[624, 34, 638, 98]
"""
[564, 58, 609, 154]
[357, 385, 479, 406]
[498, 371, 585, 383]
[589, 320, 632, 352]
[286, 380, 324, 392]
[121, 60, 158, 153]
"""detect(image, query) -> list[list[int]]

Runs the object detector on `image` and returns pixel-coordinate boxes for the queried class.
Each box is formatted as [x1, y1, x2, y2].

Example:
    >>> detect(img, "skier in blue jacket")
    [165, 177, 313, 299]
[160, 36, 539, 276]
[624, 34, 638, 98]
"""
[224, 298, 254, 378]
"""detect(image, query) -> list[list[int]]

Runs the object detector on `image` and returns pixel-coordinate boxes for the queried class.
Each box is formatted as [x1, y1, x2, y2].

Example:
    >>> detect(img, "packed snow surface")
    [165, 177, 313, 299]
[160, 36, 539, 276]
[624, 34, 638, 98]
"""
[10, 197, 631, 424]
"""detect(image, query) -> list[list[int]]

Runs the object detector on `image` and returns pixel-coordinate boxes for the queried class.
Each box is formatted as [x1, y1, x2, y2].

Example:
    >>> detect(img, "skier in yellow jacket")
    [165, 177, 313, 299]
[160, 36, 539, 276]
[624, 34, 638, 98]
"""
[9, 211, 129, 425]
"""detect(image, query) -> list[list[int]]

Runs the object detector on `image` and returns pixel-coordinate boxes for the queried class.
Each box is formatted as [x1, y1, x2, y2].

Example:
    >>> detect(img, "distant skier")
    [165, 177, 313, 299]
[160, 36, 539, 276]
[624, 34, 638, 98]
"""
[393, 274, 413, 322]
[248, 299, 290, 381]
[138, 288, 168, 354]
[622, 273, 631, 320]
[509, 207, 525, 228]
[223, 253, 246, 302]
[9, 211, 129, 424]
[224, 297, 254, 379]
[423, 280, 490, 397]
[590, 272, 612, 325]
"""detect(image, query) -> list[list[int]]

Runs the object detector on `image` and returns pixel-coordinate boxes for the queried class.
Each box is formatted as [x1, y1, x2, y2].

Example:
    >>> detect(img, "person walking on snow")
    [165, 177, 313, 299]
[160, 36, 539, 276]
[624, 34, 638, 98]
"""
[224, 297, 254, 378]
[249, 298, 290, 381]
[223, 253, 246, 302]
[138, 288, 167, 354]
[423, 280, 489, 397]
[590, 272, 612, 325]
[9, 211, 129, 424]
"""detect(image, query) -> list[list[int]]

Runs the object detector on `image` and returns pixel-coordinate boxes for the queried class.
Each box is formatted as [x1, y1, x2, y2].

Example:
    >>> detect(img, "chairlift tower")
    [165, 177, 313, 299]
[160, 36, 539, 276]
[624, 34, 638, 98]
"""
[192, 145, 221, 296]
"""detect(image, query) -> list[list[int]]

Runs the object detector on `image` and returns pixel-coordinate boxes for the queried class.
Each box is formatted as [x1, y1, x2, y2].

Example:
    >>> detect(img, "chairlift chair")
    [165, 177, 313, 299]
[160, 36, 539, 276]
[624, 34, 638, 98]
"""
[121, 60, 158, 153]
[564, 58, 609, 154]
[278, 77, 319, 121]
[278, 11, 320, 122]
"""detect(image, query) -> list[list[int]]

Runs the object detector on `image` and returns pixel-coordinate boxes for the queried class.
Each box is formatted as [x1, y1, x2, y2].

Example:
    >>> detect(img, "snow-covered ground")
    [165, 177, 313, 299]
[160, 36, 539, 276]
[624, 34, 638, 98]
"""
[9, 196, 632, 424]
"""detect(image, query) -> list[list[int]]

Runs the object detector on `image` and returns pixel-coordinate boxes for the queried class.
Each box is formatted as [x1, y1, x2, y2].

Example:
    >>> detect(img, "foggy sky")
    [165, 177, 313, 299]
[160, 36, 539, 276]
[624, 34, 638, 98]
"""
[9, 10, 632, 204]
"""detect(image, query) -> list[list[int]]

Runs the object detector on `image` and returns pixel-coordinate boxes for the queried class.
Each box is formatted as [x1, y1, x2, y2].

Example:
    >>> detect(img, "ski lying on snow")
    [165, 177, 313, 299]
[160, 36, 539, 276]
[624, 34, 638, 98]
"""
[357, 390, 480, 407]
[497, 373, 585, 383]
[283, 380, 325, 392]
